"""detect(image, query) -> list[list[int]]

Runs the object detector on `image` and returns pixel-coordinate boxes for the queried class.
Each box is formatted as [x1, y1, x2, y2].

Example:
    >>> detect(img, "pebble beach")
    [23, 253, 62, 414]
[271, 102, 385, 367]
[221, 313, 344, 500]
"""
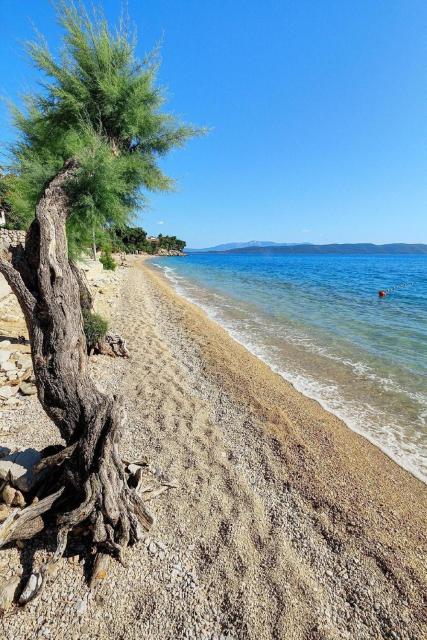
[0, 256, 426, 640]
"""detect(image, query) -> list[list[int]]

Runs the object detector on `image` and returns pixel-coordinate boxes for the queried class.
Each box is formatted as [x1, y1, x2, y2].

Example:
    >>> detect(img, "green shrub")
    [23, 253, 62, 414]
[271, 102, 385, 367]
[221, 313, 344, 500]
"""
[83, 311, 108, 352]
[100, 248, 116, 270]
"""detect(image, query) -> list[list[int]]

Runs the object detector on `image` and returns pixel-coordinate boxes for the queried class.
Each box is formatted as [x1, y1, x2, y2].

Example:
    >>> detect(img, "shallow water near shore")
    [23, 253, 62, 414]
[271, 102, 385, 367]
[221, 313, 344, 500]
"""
[152, 253, 427, 483]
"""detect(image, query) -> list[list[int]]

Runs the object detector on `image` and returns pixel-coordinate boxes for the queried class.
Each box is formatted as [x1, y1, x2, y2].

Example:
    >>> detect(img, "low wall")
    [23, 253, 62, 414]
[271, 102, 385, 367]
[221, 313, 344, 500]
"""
[0, 229, 104, 300]
[0, 228, 27, 248]
[0, 229, 27, 300]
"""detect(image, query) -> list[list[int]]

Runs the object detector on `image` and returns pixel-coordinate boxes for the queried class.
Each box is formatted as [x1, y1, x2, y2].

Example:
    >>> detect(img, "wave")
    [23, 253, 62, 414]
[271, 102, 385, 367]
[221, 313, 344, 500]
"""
[153, 261, 427, 484]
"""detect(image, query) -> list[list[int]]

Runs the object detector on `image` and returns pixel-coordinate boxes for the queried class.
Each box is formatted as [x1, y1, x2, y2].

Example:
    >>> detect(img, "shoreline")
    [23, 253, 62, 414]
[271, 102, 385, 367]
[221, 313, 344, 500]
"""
[147, 256, 427, 486]
[1, 256, 426, 638]
[139, 257, 427, 636]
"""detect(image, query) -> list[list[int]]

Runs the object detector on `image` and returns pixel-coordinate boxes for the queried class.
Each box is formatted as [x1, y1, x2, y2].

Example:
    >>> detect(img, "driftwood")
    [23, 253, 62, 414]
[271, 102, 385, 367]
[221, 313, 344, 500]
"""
[95, 333, 130, 358]
[0, 159, 153, 585]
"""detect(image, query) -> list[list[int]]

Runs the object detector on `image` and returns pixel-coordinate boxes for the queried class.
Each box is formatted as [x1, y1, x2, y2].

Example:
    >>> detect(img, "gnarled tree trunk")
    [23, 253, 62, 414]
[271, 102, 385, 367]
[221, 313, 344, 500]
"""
[0, 160, 152, 569]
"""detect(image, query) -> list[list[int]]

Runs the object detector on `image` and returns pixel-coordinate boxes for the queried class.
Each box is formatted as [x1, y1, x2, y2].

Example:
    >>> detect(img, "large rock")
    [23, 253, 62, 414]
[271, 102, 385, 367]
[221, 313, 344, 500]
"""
[11, 449, 44, 492]
[0, 447, 44, 492]
[0, 446, 17, 482]
[0, 385, 19, 400]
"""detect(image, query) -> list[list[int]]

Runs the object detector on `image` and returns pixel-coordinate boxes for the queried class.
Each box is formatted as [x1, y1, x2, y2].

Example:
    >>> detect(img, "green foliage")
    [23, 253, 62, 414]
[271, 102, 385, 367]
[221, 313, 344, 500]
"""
[112, 226, 147, 252]
[0, 172, 24, 229]
[110, 226, 185, 254]
[83, 310, 108, 351]
[7, 1, 202, 254]
[157, 235, 186, 252]
[99, 247, 117, 270]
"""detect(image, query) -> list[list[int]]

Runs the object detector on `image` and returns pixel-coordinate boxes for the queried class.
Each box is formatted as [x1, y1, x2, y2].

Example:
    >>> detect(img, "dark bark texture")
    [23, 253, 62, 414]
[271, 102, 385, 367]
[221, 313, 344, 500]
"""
[0, 160, 152, 563]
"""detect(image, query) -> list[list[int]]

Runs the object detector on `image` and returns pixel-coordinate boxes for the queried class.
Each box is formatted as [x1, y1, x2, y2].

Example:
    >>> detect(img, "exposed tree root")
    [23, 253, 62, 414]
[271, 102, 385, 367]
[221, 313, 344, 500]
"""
[94, 333, 130, 358]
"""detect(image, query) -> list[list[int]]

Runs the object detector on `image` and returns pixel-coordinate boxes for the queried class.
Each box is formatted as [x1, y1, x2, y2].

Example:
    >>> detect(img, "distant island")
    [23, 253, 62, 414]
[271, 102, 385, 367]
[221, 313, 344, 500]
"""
[187, 240, 309, 252]
[189, 242, 427, 255]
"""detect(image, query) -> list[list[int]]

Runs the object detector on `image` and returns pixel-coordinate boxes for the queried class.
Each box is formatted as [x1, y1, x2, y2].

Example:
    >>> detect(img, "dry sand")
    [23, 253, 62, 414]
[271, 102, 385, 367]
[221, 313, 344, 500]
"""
[0, 256, 426, 640]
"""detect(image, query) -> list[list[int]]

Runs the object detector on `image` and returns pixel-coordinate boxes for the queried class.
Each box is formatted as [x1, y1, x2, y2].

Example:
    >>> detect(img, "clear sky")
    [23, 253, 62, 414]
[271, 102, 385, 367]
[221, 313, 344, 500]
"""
[0, 1, 426, 247]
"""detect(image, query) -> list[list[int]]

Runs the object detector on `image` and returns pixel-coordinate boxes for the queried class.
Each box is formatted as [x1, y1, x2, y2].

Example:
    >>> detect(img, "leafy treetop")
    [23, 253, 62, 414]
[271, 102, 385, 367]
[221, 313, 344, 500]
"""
[6, 1, 202, 256]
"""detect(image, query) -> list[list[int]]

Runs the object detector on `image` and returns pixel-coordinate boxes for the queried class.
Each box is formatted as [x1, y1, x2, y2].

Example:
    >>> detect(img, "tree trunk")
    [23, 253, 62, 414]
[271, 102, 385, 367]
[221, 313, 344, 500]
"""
[0, 159, 152, 564]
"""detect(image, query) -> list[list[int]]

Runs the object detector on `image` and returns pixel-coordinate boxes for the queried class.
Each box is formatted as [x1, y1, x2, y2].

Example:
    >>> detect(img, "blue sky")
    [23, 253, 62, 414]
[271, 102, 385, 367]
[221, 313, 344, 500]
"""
[0, 1, 426, 247]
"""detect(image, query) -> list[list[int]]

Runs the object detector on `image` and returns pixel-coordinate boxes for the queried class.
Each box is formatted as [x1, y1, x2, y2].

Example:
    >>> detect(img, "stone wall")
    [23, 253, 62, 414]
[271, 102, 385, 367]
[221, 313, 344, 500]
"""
[0, 228, 26, 248]
[0, 229, 27, 300]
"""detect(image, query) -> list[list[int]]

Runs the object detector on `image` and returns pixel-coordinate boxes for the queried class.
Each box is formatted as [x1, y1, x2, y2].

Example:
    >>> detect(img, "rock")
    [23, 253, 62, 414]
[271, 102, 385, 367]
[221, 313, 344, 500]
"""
[128, 463, 141, 476]
[20, 381, 37, 396]
[0, 504, 11, 522]
[12, 488, 26, 507]
[45, 562, 59, 578]
[75, 593, 89, 617]
[10, 448, 43, 492]
[5, 397, 20, 407]
[19, 572, 43, 604]
[0, 576, 20, 610]
[1, 361, 16, 373]
[16, 357, 32, 370]
[2, 484, 16, 506]
[0, 351, 10, 365]
[148, 541, 157, 555]
[0, 385, 19, 400]
[0, 340, 11, 347]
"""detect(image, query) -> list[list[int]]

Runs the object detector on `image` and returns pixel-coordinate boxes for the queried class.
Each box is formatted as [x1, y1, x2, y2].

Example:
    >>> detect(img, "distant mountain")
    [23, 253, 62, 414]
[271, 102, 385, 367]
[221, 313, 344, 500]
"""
[219, 243, 427, 255]
[186, 240, 309, 253]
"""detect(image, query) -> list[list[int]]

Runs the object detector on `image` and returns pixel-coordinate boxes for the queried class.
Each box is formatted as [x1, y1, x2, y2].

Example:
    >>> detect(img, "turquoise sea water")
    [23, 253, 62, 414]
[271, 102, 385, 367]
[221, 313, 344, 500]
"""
[152, 253, 427, 483]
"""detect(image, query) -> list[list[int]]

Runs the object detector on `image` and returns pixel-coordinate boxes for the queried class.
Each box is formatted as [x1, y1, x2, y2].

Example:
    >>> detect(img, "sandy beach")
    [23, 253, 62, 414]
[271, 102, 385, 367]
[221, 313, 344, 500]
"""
[0, 256, 426, 640]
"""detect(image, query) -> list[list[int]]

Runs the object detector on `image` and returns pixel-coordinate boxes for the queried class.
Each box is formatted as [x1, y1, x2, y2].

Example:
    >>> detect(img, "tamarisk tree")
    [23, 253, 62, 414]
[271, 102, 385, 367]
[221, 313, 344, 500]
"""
[0, 2, 199, 586]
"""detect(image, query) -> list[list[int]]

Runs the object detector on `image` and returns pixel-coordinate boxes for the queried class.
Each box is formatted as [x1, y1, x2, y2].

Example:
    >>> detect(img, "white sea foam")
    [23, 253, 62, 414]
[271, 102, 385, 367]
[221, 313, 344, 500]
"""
[154, 261, 427, 484]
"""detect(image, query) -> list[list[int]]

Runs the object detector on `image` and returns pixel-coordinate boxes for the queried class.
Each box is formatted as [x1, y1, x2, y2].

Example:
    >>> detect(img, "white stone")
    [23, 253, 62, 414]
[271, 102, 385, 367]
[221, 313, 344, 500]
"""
[20, 381, 37, 396]
[16, 357, 32, 370]
[19, 572, 43, 604]
[75, 593, 89, 617]
[0, 385, 18, 400]
[0, 340, 11, 347]
[128, 463, 140, 476]
[0, 446, 17, 481]
[0, 351, 10, 364]
[10, 448, 43, 492]
[1, 361, 16, 372]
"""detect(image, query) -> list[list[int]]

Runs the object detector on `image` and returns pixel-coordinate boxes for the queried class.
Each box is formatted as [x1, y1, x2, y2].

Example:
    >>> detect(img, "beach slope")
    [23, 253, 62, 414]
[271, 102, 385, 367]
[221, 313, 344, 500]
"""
[0, 257, 425, 640]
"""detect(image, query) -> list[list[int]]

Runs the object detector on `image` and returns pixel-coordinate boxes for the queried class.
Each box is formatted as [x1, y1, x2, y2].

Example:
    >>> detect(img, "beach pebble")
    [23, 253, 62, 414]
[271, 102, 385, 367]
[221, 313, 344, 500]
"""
[0, 385, 19, 399]
[0, 576, 20, 610]
[0, 351, 10, 365]
[20, 381, 37, 396]
[2, 484, 16, 506]
[19, 572, 43, 604]
[0, 503, 11, 521]
[1, 361, 17, 373]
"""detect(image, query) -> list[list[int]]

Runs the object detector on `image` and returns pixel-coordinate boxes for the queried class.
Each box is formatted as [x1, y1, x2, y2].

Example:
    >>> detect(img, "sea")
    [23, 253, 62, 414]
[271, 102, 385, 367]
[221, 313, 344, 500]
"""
[152, 252, 427, 484]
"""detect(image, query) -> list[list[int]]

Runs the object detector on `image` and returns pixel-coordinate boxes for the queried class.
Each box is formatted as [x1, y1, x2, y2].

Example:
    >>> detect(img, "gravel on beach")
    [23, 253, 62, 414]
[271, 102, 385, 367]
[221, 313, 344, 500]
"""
[0, 256, 426, 640]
